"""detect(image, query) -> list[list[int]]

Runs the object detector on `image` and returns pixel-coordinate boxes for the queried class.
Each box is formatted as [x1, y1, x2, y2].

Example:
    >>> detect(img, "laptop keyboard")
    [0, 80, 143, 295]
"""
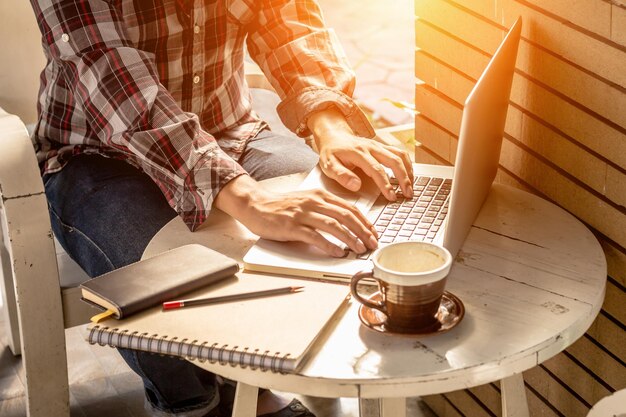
[356, 176, 451, 259]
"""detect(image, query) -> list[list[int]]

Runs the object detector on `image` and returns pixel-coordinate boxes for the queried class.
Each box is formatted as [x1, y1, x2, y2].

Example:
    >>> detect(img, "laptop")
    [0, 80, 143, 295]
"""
[243, 18, 522, 282]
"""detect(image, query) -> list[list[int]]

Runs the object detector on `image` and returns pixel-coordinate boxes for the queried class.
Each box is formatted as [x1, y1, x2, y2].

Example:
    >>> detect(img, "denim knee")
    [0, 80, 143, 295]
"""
[240, 130, 319, 181]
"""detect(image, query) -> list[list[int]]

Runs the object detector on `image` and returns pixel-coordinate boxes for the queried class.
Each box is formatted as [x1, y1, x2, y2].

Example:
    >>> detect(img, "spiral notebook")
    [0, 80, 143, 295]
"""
[86, 273, 349, 373]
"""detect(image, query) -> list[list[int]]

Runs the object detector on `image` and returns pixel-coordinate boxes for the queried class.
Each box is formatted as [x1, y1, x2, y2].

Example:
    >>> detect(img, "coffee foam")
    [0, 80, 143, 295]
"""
[378, 248, 445, 273]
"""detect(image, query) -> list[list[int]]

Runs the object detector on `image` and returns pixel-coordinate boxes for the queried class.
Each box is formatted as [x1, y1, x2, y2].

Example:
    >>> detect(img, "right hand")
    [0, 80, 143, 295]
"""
[215, 175, 378, 257]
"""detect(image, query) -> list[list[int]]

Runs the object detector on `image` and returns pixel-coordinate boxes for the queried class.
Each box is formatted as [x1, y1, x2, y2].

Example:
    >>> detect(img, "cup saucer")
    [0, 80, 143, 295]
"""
[357, 291, 465, 336]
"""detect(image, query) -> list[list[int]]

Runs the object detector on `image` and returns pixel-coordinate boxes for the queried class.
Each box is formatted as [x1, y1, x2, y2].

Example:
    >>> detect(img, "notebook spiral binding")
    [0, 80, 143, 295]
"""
[88, 325, 292, 373]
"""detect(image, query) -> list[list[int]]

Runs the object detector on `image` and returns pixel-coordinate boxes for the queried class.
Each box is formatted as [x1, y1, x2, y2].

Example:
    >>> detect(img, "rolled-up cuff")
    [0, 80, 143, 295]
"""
[176, 152, 248, 232]
[277, 86, 375, 139]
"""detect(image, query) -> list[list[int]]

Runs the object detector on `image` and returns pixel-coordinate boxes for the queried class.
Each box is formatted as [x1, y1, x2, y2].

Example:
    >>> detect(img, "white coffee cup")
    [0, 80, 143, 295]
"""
[350, 241, 453, 332]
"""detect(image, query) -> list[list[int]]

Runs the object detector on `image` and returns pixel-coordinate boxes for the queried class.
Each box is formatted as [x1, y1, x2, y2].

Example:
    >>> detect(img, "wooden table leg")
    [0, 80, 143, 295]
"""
[501, 374, 530, 417]
[359, 398, 381, 417]
[232, 382, 259, 417]
[381, 398, 407, 417]
[359, 398, 407, 417]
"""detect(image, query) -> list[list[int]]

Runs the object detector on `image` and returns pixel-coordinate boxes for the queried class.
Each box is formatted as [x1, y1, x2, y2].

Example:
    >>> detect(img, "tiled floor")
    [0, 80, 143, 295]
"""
[318, 0, 415, 126]
[256, 0, 416, 129]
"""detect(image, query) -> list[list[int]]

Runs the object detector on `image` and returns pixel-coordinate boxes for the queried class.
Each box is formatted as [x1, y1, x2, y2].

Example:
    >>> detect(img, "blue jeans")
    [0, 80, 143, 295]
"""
[44, 130, 318, 416]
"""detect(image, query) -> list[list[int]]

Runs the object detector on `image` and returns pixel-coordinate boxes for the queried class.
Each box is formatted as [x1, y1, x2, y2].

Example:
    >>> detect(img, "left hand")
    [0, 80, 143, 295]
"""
[307, 108, 414, 201]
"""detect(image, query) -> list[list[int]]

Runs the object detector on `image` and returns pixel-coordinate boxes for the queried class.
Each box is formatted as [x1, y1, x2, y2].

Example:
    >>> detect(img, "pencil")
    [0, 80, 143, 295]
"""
[162, 286, 304, 310]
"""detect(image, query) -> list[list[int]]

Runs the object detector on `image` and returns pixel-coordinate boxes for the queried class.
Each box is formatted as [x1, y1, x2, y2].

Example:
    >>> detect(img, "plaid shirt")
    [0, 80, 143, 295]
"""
[30, 0, 374, 230]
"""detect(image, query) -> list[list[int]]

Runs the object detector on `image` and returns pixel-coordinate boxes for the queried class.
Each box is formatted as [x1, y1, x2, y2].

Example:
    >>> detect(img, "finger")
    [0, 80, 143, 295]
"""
[368, 137, 414, 191]
[348, 152, 396, 201]
[387, 146, 414, 190]
[320, 154, 362, 192]
[371, 146, 414, 198]
[321, 192, 379, 243]
[313, 200, 378, 250]
[303, 213, 368, 254]
[292, 226, 347, 258]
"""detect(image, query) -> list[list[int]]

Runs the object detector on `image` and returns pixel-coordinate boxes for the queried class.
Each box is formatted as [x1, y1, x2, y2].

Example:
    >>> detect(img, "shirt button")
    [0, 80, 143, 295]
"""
[193, 75, 200, 84]
[61, 33, 70, 42]
[194, 25, 200, 34]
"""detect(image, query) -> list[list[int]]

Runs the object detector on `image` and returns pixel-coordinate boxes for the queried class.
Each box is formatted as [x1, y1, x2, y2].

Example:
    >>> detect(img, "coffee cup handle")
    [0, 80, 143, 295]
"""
[350, 270, 387, 315]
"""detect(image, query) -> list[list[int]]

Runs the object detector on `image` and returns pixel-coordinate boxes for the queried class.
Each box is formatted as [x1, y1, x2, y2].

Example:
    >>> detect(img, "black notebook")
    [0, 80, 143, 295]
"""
[86, 273, 349, 373]
[80, 244, 239, 319]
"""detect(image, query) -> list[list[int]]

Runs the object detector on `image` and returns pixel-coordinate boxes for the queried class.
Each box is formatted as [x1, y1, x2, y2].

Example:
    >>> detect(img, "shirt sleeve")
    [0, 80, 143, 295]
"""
[30, 0, 247, 231]
[245, 0, 375, 139]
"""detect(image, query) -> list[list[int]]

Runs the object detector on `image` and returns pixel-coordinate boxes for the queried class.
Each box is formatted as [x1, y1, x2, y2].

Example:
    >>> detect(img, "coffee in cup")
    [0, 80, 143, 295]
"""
[350, 241, 452, 333]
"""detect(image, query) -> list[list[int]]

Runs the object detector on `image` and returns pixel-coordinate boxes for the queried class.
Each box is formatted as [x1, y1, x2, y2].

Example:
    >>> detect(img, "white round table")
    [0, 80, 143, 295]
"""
[144, 176, 606, 417]
[586, 389, 626, 417]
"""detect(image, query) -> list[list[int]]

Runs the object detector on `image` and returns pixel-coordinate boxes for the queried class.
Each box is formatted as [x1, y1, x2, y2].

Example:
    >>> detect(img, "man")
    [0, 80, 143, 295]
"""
[30, 0, 413, 415]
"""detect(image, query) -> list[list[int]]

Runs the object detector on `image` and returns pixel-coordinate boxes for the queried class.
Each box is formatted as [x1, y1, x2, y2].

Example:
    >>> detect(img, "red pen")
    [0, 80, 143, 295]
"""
[163, 286, 304, 310]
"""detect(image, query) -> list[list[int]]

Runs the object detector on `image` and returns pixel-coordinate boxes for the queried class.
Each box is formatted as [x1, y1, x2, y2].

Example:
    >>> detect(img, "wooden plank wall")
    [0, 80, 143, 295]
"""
[413, 0, 626, 415]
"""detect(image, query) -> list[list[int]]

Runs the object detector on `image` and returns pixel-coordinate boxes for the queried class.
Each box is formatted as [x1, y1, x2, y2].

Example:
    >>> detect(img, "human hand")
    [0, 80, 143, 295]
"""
[215, 175, 378, 257]
[307, 108, 414, 201]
